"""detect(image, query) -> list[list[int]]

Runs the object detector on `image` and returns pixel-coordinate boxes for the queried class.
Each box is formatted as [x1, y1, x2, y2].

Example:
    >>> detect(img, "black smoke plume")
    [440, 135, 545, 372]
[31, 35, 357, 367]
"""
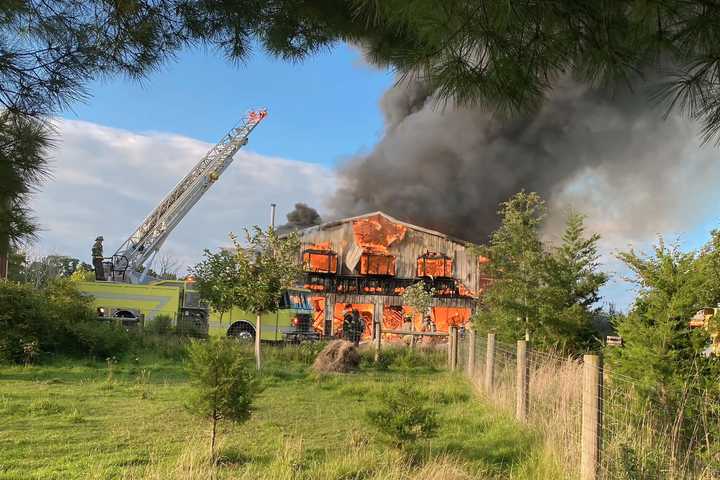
[331, 77, 719, 245]
[276, 202, 322, 234]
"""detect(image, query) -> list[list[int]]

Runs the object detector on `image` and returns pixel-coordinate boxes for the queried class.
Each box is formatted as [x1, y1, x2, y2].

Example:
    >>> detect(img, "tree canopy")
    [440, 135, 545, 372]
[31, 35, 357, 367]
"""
[189, 248, 239, 321]
[6, 0, 720, 255]
[473, 192, 607, 353]
[608, 233, 720, 410]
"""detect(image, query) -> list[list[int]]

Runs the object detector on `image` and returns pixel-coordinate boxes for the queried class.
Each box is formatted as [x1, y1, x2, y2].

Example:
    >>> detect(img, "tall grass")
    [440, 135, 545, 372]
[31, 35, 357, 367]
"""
[118, 433, 489, 480]
[462, 337, 720, 480]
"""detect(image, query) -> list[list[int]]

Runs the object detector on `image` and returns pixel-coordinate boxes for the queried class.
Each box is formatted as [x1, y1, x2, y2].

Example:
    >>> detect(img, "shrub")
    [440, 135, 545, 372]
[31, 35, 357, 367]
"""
[145, 314, 173, 335]
[0, 280, 130, 363]
[361, 346, 445, 371]
[0, 282, 50, 362]
[186, 337, 260, 458]
[366, 383, 438, 448]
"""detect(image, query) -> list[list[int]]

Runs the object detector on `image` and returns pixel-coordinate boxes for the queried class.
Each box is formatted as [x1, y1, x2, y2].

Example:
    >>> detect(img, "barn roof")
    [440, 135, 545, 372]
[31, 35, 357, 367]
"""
[294, 211, 472, 246]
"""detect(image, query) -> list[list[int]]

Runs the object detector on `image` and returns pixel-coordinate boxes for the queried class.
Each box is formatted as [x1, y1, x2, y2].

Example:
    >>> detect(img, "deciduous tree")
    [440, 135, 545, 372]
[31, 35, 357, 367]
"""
[190, 249, 239, 322]
[231, 227, 301, 370]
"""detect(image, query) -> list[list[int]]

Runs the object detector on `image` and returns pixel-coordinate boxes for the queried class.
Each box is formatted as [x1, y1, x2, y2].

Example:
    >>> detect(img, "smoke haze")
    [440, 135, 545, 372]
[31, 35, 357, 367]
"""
[331, 76, 720, 246]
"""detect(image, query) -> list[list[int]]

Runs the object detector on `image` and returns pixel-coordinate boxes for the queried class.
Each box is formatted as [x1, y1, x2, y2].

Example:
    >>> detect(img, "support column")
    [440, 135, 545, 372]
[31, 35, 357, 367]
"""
[581, 354, 603, 480]
[373, 300, 384, 360]
[325, 294, 336, 337]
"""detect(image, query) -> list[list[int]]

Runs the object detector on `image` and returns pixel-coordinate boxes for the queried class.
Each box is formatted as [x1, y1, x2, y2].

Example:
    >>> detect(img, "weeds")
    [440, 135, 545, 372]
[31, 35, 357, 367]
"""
[29, 398, 64, 415]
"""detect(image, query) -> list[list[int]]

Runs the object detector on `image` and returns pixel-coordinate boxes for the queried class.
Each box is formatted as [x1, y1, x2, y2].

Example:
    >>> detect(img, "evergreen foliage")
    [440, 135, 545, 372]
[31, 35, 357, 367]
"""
[185, 337, 259, 458]
[347, 1, 720, 144]
[366, 382, 438, 448]
[608, 234, 720, 411]
[474, 193, 607, 352]
[7, 0, 720, 253]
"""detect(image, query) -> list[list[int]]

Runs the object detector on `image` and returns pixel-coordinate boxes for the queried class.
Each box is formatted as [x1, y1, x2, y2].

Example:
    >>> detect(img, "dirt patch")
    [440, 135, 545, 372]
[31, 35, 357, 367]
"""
[312, 340, 360, 373]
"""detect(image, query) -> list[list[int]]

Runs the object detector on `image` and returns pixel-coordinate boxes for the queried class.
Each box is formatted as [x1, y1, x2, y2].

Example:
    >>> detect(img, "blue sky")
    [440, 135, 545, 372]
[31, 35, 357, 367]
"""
[64, 44, 394, 168]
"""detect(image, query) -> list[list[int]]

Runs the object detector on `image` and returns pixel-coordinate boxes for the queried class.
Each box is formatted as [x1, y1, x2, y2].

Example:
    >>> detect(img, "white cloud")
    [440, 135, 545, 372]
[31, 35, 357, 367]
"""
[30, 118, 336, 273]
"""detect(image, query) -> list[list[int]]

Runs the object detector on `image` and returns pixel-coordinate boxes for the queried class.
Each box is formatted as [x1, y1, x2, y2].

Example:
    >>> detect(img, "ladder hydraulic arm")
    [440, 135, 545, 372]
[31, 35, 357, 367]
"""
[112, 109, 268, 282]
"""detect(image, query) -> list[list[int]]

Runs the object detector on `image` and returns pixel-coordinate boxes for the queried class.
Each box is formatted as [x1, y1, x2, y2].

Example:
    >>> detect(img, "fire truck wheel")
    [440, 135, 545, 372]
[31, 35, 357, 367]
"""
[227, 321, 256, 342]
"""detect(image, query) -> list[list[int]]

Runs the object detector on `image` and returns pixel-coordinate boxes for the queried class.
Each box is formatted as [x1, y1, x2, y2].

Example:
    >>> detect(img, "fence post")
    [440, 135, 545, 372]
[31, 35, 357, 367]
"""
[581, 354, 603, 480]
[374, 320, 381, 362]
[484, 333, 496, 394]
[515, 339, 529, 421]
[453, 327, 459, 370]
[448, 326, 457, 371]
[467, 328, 476, 378]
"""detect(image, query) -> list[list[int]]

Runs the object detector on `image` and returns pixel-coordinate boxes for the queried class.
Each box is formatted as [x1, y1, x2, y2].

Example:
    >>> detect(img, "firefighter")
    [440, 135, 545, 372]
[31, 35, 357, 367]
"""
[92, 236, 105, 281]
[343, 307, 364, 345]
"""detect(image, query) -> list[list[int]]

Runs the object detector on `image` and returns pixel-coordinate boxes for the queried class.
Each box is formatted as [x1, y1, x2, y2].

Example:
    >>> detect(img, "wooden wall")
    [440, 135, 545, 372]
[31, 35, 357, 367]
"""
[297, 217, 483, 294]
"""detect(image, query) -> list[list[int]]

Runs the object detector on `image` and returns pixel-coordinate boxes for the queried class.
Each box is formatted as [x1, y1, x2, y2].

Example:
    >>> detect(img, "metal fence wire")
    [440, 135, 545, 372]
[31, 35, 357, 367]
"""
[454, 333, 718, 480]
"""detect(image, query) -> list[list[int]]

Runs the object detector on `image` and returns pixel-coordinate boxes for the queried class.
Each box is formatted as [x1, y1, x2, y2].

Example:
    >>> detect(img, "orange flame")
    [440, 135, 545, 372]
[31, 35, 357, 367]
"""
[303, 242, 337, 274]
[352, 214, 407, 253]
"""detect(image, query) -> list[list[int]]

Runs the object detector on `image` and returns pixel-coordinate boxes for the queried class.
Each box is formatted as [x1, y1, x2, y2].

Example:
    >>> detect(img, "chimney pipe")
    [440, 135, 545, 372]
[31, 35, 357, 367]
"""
[270, 203, 277, 229]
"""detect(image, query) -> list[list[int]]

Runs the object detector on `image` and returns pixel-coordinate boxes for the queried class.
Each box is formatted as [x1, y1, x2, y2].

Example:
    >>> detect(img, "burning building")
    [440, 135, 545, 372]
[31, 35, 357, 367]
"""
[292, 212, 490, 341]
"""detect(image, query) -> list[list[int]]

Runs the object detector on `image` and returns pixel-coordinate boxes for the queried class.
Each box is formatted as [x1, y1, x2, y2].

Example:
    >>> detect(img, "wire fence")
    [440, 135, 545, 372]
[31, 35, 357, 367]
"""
[453, 332, 719, 480]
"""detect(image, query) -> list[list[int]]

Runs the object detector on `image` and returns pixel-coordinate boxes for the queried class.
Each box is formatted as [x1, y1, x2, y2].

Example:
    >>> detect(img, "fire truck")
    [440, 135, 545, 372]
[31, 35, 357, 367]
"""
[219, 287, 320, 343]
[78, 109, 268, 336]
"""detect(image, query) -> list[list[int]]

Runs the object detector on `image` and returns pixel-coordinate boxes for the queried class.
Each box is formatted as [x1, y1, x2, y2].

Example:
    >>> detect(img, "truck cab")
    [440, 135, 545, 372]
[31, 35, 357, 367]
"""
[78, 279, 209, 337]
[224, 288, 319, 343]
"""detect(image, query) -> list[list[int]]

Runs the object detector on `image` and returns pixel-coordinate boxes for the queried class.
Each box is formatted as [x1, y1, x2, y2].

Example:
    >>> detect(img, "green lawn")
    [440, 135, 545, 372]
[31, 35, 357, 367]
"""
[0, 345, 561, 480]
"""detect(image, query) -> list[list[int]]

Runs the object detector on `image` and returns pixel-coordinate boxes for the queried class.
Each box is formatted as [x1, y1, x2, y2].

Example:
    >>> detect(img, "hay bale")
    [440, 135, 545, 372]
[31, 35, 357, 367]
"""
[312, 340, 360, 373]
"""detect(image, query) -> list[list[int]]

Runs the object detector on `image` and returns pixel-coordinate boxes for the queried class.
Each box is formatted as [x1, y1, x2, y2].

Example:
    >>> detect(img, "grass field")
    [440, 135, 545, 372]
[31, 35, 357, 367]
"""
[0, 342, 561, 480]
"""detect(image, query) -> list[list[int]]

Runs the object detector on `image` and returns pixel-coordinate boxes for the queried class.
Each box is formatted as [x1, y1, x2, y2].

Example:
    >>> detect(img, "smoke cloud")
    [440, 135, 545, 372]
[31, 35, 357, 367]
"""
[277, 202, 322, 234]
[331, 76, 720, 246]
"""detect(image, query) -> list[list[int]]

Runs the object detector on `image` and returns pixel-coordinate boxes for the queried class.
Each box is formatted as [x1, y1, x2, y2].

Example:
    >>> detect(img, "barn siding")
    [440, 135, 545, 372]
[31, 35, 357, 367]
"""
[296, 216, 482, 295]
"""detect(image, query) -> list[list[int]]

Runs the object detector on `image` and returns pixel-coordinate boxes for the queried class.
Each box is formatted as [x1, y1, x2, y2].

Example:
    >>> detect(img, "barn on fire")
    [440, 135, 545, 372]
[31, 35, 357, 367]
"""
[292, 212, 491, 341]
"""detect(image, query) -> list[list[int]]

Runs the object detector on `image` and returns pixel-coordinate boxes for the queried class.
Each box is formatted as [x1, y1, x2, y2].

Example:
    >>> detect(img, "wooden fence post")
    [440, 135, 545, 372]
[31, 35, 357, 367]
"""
[581, 354, 603, 480]
[453, 327, 459, 370]
[515, 340, 529, 421]
[448, 326, 458, 371]
[484, 333, 496, 394]
[255, 314, 262, 371]
[447, 326, 453, 369]
[374, 319, 382, 362]
[467, 328, 476, 378]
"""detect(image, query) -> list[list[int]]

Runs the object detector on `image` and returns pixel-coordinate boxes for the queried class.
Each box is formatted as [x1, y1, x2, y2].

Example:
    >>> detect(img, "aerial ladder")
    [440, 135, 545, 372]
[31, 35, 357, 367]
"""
[106, 108, 268, 283]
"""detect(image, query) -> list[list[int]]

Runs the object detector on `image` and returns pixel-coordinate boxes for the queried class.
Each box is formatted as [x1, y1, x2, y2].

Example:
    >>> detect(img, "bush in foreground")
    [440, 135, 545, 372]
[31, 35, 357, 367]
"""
[0, 280, 130, 363]
[144, 314, 173, 335]
[367, 382, 438, 448]
[186, 337, 260, 458]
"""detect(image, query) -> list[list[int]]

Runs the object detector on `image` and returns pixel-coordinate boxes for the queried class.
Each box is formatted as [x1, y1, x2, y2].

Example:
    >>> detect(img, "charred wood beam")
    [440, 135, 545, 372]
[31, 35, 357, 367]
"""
[301, 274, 470, 298]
